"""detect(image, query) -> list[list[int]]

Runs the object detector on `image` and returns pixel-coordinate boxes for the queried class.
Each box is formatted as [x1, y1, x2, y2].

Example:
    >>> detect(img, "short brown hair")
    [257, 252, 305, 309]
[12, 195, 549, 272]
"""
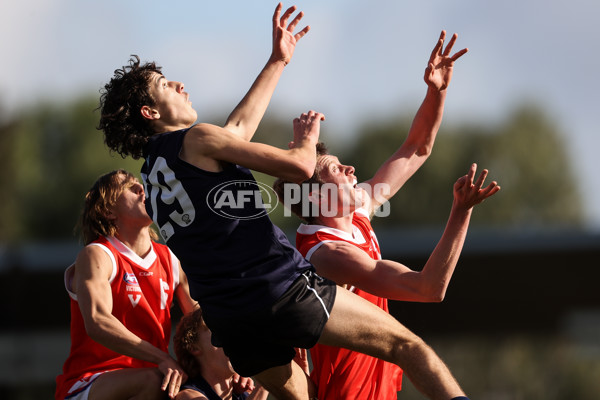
[173, 308, 207, 379]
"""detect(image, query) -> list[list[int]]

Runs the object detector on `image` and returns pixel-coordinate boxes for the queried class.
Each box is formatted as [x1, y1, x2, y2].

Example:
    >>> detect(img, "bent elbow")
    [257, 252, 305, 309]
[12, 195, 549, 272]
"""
[430, 292, 445, 303]
[415, 144, 433, 158]
[421, 287, 446, 303]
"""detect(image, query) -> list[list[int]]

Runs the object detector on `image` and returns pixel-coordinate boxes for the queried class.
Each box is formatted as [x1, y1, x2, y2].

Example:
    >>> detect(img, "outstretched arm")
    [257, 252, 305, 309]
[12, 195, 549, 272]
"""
[363, 31, 468, 216]
[184, 110, 324, 182]
[224, 3, 310, 141]
[311, 164, 500, 302]
[74, 246, 186, 398]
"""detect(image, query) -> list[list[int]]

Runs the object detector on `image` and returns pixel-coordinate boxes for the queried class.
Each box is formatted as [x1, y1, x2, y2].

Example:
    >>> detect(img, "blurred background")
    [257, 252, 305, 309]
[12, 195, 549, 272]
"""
[1, 1, 598, 399]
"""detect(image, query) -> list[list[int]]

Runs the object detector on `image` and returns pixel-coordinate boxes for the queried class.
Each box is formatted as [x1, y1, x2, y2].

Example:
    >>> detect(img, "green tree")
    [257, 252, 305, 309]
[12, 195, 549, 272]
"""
[344, 104, 583, 229]
[0, 97, 142, 242]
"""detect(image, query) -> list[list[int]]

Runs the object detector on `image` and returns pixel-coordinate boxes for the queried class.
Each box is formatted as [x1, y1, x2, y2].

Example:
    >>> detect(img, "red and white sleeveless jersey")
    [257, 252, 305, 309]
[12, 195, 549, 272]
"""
[55, 236, 180, 400]
[296, 208, 403, 400]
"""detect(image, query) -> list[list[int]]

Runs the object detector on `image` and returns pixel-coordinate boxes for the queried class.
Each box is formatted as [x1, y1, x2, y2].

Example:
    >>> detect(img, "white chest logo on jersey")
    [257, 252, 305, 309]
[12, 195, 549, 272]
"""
[128, 294, 142, 308]
[124, 273, 142, 306]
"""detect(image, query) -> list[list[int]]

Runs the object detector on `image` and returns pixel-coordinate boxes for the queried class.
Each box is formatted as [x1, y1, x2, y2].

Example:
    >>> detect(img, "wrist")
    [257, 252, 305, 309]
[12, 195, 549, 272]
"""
[267, 55, 289, 67]
[425, 85, 447, 98]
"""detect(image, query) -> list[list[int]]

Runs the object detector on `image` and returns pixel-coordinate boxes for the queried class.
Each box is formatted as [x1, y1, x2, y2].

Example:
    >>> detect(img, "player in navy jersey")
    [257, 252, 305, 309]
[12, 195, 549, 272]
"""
[173, 308, 270, 400]
[97, 3, 472, 399]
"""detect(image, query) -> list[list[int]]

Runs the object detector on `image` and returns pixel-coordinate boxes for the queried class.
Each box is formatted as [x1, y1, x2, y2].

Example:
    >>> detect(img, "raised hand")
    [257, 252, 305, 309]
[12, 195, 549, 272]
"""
[453, 163, 501, 210]
[271, 3, 310, 65]
[289, 110, 325, 149]
[424, 30, 468, 91]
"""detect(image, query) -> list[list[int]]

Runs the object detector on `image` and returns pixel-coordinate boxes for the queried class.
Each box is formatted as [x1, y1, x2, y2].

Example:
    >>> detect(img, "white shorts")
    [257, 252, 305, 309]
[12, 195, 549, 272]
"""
[64, 371, 106, 400]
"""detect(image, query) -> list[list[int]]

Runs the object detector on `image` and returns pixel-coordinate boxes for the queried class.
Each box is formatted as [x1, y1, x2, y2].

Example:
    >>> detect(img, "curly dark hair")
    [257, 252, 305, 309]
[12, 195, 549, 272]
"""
[98, 55, 162, 159]
[173, 308, 207, 380]
[273, 142, 329, 224]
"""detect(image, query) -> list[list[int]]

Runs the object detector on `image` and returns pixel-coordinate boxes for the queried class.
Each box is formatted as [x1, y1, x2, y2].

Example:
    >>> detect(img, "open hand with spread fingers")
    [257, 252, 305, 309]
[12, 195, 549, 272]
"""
[453, 163, 501, 210]
[425, 30, 469, 91]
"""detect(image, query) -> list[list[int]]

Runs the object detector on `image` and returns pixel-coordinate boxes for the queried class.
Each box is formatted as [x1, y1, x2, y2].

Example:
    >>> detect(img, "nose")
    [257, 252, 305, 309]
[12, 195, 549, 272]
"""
[174, 81, 184, 93]
[133, 182, 144, 195]
[345, 165, 355, 175]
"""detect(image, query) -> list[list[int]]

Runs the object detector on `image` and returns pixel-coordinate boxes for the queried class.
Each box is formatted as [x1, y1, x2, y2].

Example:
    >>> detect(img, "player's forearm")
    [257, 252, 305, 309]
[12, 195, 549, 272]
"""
[404, 87, 447, 157]
[224, 59, 286, 141]
[86, 315, 172, 365]
[274, 145, 316, 182]
[419, 205, 472, 302]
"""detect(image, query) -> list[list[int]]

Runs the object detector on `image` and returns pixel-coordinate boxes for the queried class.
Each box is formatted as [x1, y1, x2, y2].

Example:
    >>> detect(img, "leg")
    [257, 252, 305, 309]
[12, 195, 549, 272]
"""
[253, 360, 317, 400]
[319, 287, 465, 400]
[89, 368, 166, 400]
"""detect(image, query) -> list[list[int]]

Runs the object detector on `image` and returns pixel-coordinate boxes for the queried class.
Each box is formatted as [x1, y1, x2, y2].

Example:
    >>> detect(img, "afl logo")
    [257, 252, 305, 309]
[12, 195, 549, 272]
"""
[206, 180, 279, 220]
[123, 273, 139, 286]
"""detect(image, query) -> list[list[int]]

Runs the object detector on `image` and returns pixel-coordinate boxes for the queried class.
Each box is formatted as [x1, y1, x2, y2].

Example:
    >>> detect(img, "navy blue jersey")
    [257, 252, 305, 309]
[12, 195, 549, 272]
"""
[141, 127, 313, 317]
[182, 375, 248, 400]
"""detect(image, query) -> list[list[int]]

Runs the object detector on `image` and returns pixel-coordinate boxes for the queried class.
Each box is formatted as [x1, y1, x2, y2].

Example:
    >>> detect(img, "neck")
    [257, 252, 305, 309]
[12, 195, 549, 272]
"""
[153, 120, 192, 134]
[201, 370, 235, 399]
[313, 212, 354, 234]
[114, 225, 153, 258]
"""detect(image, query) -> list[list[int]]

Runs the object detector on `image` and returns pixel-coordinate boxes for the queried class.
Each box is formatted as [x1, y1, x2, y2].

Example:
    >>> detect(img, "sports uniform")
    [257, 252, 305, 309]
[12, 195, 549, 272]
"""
[141, 127, 335, 377]
[181, 376, 249, 400]
[296, 208, 403, 400]
[55, 236, 180, 400]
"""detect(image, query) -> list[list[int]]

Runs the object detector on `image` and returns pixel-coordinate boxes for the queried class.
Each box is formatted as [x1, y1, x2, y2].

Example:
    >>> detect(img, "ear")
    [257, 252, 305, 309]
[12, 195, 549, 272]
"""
[140, 105, 160, 121]
[189, 345, 202, 356]
[307, 189, 323, 204]
[105, 208, 117, 221]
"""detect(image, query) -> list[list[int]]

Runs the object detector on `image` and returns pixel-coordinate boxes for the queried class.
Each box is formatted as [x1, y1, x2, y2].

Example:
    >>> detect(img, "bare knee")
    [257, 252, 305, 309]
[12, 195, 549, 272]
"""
[254, 362, 313, 400]
[131, 369, 165, 400]
[388, 332, 432, 367]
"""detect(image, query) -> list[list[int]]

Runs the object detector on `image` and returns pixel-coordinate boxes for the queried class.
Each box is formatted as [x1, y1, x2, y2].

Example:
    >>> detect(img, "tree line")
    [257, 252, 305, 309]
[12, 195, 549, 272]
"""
[0, 97, 582, 242]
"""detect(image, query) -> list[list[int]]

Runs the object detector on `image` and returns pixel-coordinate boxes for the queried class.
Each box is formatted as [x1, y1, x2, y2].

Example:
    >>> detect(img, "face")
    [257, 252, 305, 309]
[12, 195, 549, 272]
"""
[145, 72, 197, 130]
[196, 325, 235, 377]
[316, 155, 365, 215]
[111, 174, 152, 226]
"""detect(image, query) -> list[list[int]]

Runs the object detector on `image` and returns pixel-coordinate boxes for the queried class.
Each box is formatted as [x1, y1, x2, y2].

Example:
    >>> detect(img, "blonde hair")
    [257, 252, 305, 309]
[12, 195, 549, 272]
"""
[78, 169, 157, 244]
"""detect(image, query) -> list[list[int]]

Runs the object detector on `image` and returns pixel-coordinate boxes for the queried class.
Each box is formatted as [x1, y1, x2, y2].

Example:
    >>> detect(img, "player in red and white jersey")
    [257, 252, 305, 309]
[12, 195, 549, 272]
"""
[296, 208, 402, 400]
[276, 29, 500, 400]
[55, 170, 198, 400]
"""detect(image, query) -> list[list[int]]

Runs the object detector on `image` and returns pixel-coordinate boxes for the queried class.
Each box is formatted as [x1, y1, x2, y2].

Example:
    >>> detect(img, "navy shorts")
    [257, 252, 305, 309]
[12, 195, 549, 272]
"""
[207, 270, 336, 377]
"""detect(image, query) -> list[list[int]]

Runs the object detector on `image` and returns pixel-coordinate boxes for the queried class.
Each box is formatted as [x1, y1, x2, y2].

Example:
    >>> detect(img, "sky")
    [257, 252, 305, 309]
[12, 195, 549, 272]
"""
[1, 0, 599, 230]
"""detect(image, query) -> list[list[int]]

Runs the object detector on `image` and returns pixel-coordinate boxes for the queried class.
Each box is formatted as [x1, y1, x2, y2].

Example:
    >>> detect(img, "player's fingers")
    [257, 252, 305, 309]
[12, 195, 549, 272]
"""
[450, 48, 469, 62]
[161, 369, 172, 390]
[466, 163, 477, 184]
[443, 33, 458, 56]
[280, 5, 297, 27]
[429, 32, 445, 63]
[273, 3, 283, 29]
[295, 25, 310, 41]
[474, 168, 489, 189]
[287, 11, 304, 32]
[168, 370, 183, 398]
[481, 181, 501, 197]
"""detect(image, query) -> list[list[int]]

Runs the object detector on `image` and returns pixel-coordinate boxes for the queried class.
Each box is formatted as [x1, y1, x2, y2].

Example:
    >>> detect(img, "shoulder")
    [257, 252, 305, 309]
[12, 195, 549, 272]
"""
[71, 242, 117, 290]
[77, 242, 114, 270]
